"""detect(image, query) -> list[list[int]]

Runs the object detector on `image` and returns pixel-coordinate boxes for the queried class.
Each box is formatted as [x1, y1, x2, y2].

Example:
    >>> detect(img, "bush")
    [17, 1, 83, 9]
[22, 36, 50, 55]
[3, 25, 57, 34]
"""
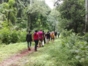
[17, 30, 26, 42]
[0, 28, 11, 44]
[10, 30, 18, 43]
[59, 30, 73, 38]
[49, 31, 88, 66]
[61, 32, 88, 66]
[83, 33, 88, 42]
[0, 27, 27, 44]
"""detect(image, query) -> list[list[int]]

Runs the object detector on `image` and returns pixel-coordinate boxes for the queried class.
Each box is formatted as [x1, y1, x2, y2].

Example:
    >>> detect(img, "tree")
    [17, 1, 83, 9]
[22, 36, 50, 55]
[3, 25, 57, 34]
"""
[57, 0, 85, 33]
[27, 0, 50, 30]
[2, 0, 16, 25]
[85, 0, 88, 32]
[0, 0, 8, 4]
[47, 9, 59, 31]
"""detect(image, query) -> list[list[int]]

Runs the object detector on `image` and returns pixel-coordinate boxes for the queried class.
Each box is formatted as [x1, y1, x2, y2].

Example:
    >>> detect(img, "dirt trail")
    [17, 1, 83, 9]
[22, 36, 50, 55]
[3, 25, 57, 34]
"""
[0, 48, 35, 66]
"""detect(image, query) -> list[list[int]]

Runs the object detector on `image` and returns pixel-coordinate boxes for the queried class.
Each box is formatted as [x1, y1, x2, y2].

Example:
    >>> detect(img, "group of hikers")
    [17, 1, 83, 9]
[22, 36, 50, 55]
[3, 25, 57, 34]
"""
[26, 30, 58, 51]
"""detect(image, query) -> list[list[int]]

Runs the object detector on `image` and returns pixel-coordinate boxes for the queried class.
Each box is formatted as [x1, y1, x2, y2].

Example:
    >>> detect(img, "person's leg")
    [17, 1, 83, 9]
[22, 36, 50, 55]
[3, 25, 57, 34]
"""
[27, 42, 31, 50]
[29, 41, 31, 50]
[42, 40, 44, 47]
[38, 40, 41, 47]
[44, 37, 46, 44]
[35, 40, 38, 51]
[40, 39, 42, 47]
[47, 38, 49, 43]
[45, 37, 47, 44]
[30, 41, 31, 47]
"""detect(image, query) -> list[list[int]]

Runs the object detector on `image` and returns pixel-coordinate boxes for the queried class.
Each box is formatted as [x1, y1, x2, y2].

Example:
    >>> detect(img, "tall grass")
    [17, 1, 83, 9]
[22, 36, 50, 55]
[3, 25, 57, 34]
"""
[22, 39, 71, 66]
[0, 30, 88, 66]
[23, 31, 88, 66]
[0, 42, 27, 62]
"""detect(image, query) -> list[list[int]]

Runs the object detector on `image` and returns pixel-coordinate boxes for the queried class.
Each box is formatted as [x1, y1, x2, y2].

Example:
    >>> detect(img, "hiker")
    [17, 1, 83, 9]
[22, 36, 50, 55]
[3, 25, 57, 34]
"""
[38, 30, 44, 47]
[43, 31, 46, 44]
[33, 30, 39, 51]
[46, 31, 50, 43]
[54, 31, 57, 38]
[50, 31, 55, 41]
[57, 32, 60, 38]
[26, 30, 32, 50]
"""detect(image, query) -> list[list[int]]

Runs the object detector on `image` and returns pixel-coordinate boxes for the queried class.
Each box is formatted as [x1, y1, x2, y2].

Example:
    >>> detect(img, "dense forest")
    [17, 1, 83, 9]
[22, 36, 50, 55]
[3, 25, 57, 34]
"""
[0, 0, 87, 44]
[0, 0, 88, 66]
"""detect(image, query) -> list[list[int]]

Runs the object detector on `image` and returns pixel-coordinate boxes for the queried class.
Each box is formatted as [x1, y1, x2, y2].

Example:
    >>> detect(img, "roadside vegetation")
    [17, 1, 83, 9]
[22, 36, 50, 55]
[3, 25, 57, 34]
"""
[24, 31, 88, 66]
[0, 30, 88, 66]
[0, 42, 26, 62]
[0, 0, 88, 66]
[12, 30, 88, 66]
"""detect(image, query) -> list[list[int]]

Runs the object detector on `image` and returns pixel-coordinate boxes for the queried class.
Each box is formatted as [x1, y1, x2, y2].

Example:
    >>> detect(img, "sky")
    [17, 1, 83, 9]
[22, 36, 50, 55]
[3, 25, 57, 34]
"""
[45, 0, 63, 9]
[45, 0, 55, 9]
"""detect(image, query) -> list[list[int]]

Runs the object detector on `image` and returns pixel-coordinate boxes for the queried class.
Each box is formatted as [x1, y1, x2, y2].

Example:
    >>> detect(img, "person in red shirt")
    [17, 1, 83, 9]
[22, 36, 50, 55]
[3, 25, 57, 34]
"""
[38, 30, 43, 47]
[33, 30, 39, 51]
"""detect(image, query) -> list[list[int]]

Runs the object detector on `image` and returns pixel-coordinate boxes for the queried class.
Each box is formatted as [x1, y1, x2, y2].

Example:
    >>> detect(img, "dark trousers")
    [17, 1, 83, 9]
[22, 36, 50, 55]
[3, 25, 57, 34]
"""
[44, 37, 46, 44]
[34, 40, 39, 51]
[27, 41, 31, 49]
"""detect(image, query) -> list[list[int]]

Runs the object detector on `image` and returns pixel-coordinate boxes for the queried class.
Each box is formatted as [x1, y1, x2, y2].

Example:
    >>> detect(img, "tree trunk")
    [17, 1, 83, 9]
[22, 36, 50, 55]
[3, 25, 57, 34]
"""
[85, 0, 88, 32]
[8, 11, 10, 26]
[27, 14, 32, 31]
[74, 22, 78, 33]
[0, 0, 2, 4]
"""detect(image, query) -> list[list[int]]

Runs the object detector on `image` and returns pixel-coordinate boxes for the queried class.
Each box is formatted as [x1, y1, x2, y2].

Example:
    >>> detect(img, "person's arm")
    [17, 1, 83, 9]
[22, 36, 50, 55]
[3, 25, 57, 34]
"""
[30, 34, 32, 41]
[26, 34, 28, 41]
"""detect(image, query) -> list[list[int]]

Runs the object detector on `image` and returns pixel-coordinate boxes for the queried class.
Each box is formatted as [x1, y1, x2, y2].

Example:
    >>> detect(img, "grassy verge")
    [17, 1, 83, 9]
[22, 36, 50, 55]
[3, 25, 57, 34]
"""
[17, 39, 71, 66]
[1, 33, 88, 66]
[0, 42, 28, 62]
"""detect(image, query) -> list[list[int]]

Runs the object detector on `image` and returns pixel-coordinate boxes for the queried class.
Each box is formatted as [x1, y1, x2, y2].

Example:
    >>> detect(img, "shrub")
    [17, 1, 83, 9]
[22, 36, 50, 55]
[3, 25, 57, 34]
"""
[0, 27, 26, 44]
[59, 30, 73, 38]
[61, 32, 88, 66]
[83, 33, 88, 42]
[0, 28, 11, 44]
[10, 30, 18, 43]
[49, 31, 88, 66]
[17, 30, 26, 42]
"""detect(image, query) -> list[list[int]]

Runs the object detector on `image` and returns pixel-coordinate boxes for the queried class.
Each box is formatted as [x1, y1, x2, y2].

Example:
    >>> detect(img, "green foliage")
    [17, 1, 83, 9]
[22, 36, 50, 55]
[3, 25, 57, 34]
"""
[1, 1, 17, 26]
[0, 0, 51, 44]
[8, 0, 15, 7]
[57, 0, 85, 33]
[9, 11, 17, 24]
[27, 0, 50, 30]
[59, 30, 73, 38]
[16, 18, 26, 28]
[47, 9, 59, 31]
[1, 21, 9, 28]
[2, 3, 9, 9]
[1, 31, 88, 66]
[0, 42, 26, 62]
[0, 27, 11, 44]
[58, 31, 88, 66]
[0, 0, 52, 32]
[10, 30, 18, 43]
[17, 30, 26, 42]
[83, 33, 88, 42]
[0, 27, 26, 44]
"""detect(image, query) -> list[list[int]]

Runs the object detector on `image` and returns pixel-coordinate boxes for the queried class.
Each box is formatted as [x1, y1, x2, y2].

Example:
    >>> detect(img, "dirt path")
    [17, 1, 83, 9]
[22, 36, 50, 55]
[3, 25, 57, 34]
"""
[0, 48, 35, 66]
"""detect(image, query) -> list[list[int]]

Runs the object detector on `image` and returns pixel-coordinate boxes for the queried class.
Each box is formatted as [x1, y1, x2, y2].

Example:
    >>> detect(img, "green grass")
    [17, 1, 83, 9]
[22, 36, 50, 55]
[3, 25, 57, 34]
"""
[0, 38, 75, 66]
[0, 42, 27, 62]
[16, 39, 72, 66]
